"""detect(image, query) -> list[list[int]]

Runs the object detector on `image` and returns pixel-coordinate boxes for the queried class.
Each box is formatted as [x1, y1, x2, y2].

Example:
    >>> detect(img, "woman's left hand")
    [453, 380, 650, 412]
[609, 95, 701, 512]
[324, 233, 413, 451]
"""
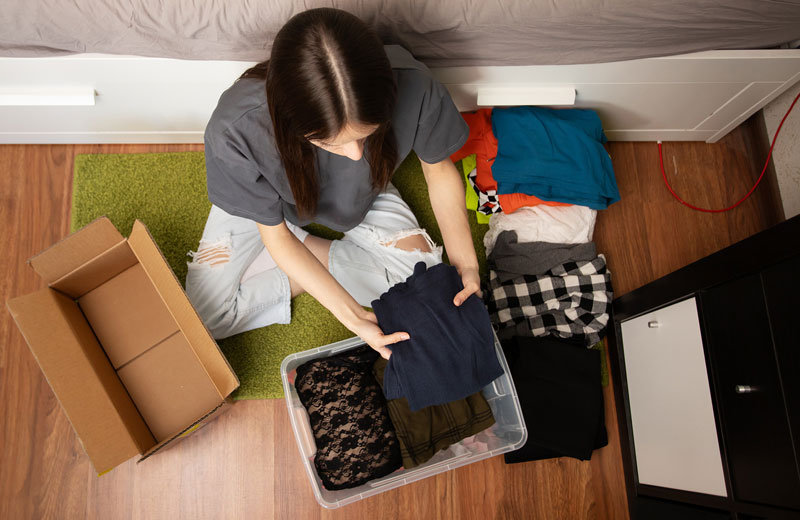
[453, 266, 482, 306]
[418, 157, 483, 307]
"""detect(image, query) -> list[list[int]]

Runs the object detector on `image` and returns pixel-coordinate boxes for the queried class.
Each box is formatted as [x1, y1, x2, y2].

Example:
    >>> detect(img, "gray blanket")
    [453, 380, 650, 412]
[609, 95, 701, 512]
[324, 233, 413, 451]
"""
[3, 0, 799, 66]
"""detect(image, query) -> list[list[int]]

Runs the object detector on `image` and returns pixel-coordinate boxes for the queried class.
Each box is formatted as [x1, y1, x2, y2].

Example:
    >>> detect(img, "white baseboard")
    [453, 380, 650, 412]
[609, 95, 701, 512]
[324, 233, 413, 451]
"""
[604, 130, 717, 142]
[0, 131, 205, 144]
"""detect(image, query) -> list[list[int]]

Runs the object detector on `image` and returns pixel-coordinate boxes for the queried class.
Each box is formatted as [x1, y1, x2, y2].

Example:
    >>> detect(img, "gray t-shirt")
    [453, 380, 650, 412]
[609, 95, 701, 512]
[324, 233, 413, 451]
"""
[204, 45, 469, 232]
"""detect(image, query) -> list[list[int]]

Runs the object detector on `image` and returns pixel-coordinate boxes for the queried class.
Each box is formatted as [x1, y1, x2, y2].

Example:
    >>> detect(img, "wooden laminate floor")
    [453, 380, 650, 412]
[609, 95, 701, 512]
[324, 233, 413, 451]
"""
[0, 117, 784, 520]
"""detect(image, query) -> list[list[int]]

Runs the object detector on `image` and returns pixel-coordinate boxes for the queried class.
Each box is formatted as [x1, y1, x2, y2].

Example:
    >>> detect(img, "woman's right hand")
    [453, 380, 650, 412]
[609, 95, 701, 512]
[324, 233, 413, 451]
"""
[352, 310, 409, 360]
[256, 223, 409, 359]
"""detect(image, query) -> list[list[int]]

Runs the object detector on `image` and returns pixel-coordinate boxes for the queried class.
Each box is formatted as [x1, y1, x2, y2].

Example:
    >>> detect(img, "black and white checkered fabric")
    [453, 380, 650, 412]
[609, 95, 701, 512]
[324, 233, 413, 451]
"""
[467, 168, 502, 215]
[487, 255, 612, 346]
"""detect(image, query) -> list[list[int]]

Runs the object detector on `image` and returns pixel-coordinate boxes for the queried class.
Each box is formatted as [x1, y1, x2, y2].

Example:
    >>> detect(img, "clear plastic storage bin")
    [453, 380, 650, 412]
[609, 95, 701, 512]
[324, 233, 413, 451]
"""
[280, 334, 527, 508]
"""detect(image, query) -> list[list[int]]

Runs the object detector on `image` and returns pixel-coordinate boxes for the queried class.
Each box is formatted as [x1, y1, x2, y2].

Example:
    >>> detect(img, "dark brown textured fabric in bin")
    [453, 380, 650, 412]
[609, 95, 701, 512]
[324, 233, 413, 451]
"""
[373, 357, 495, 469]
[294, 346, 402, 490]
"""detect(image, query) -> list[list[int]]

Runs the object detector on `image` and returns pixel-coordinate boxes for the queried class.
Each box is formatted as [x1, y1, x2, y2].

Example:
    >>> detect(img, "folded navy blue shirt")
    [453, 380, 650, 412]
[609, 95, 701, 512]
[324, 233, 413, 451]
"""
[371, 262, 503, 411]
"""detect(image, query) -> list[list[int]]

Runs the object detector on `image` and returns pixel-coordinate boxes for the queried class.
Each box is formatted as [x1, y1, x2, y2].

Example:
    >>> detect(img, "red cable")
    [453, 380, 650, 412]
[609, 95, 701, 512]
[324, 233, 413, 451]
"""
[659, 89, 800, 213]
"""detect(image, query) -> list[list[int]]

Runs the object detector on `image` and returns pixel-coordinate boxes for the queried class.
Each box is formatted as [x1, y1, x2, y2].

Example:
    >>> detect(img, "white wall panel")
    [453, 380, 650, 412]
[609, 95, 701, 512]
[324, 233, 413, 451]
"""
[0, 50, 799, 143]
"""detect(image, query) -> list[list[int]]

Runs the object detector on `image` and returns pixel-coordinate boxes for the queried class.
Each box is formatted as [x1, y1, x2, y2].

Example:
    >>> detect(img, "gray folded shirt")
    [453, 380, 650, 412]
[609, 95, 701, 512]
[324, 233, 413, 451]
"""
[488, 230, 597, 281]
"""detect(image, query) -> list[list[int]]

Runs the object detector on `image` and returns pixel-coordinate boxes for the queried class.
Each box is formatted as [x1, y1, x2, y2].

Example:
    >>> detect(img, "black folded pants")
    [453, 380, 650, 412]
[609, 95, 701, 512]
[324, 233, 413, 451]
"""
[502, 336, 608, 463]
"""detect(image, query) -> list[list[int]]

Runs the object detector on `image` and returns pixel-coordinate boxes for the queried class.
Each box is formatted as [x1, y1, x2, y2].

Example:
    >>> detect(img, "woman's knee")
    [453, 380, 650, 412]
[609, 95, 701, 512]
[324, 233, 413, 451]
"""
[185, 240, 238, 333]
[391, 233, 432, 253]
[375, 228, 444, 281]
[188, 240, 232, 266]
[380, 229, 436, 254]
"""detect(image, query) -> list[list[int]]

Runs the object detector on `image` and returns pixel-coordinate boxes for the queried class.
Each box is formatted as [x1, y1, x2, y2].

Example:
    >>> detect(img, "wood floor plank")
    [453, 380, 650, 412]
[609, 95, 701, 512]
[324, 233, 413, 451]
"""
[0, 119, 784, 519]
[1, 144, 88, 520]
[596, 142, 656, 297]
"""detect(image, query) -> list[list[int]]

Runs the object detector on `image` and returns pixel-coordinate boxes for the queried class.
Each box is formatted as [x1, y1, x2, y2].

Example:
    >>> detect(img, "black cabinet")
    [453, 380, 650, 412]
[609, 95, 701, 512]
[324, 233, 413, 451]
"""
[611, 216, 800, 519]
[701, 273, 800, 509]
[700, 271, 800, 508]
[762, 257, 800, 470]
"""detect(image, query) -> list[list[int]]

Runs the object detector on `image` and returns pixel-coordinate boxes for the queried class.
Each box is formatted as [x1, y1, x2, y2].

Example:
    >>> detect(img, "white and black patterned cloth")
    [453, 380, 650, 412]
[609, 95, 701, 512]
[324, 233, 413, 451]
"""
[467, 168, 503, 215]
[487, 255, 612, 346]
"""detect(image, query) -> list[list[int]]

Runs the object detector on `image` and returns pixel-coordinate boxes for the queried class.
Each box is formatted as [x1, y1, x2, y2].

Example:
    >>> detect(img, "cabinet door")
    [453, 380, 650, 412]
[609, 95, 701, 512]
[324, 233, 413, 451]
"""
[620, 297, 727, 496]
[761, 255, 800, 474]
[632, 496, 731, 520]
[701, 274, 800, 509]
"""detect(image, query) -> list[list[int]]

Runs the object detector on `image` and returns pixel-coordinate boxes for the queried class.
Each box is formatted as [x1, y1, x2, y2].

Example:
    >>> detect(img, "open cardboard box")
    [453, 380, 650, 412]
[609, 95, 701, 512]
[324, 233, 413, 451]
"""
[6, 217, 239, 475]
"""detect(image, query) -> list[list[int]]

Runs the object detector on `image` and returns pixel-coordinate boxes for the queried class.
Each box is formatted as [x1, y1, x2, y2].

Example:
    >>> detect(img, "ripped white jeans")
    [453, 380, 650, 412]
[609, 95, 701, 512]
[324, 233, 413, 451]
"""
[185, 184, 443, 340]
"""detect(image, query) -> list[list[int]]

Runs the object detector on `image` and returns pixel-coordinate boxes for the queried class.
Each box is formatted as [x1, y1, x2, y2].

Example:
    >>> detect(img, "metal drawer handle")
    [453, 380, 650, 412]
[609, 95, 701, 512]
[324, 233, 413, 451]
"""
[648, 320, 659, 328]
[735, 385, 758, 394]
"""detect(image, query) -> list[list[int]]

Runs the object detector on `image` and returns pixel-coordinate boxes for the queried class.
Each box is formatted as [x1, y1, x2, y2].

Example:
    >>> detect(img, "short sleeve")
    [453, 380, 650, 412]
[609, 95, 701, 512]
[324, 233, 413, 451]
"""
[412, 76, 469, 164]
[204, 129, 285, 226]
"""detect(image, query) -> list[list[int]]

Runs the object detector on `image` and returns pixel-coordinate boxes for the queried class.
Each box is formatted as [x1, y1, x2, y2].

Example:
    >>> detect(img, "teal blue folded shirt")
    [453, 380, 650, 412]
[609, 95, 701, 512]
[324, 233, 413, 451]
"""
[491, 107, 620, 210]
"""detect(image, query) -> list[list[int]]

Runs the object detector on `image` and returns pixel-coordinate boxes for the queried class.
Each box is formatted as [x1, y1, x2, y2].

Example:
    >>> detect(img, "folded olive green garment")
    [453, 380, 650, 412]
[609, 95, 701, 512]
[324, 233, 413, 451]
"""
[373, 357, 495, 469]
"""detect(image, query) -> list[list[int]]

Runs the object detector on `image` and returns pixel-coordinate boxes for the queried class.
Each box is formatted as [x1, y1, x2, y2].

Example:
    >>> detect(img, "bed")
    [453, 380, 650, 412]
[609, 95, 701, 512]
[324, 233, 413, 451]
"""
[2, 0, 799, 65]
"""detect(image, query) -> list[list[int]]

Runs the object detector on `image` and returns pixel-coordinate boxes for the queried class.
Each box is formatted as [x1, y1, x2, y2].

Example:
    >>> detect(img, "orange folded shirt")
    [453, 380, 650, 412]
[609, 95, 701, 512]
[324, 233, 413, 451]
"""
[450, 109, 570, 213]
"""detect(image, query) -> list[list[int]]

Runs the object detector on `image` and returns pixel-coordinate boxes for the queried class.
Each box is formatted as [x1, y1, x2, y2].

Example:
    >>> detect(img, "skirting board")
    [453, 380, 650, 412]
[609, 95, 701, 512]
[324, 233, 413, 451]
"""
[0, 50, 799, 144]
[0, 130, 719, 144]
[0, 131, 205, 144]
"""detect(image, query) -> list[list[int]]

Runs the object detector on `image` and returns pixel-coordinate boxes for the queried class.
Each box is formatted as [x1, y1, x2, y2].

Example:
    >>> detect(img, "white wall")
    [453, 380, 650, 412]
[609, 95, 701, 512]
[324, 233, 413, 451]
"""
[762, 82, 800, 219]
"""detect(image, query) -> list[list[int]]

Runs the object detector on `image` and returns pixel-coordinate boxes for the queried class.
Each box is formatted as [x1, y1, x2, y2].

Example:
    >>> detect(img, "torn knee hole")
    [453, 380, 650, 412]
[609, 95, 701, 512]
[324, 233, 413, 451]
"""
[189, 243, 231, 266]
[380, 230, 435, 253]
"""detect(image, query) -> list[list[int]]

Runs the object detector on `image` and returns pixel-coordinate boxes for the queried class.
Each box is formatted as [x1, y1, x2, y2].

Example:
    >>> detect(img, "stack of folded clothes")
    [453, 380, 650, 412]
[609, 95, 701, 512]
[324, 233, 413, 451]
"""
[451, 106, 619, 225]
[450, 106, 617, 463]
[485, 233, 611, 463]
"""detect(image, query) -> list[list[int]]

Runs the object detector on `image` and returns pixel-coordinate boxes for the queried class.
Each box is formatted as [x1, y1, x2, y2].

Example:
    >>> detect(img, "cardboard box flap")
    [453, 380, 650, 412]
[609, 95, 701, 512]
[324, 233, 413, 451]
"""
[127, 220, 239, 397]
[50, 240, 139, 299]
[29, 217, 124, 286]
[6, 289, 156, 473]
[138, 400, 228, 463]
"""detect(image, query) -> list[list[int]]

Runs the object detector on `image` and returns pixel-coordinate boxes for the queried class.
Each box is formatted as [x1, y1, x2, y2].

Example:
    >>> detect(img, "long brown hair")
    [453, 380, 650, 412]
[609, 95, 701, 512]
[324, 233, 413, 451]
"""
[241, 8, 397, 219]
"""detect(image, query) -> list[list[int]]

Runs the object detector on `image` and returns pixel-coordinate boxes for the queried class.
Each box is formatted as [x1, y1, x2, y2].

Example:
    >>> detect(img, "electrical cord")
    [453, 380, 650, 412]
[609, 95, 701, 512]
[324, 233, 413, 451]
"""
[659, 89, 800, 213]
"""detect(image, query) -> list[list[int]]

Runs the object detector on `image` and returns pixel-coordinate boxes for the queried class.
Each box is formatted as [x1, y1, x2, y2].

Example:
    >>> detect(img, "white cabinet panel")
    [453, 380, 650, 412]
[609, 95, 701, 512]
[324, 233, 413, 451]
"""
[0, 55, 255, 143]
[433, 50, 800, 86]
[1, 50, 799, 143]
[439, 50, 800, 142]
[446, 82, 748, 129]
[575, 83, 750, 130]
[620, 297, 727, 497]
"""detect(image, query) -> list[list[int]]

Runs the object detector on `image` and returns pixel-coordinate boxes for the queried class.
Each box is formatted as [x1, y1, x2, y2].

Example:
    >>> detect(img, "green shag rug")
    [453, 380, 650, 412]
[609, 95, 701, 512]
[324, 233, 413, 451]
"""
[72, 151, 490, 399]
[72, 151, 609, 398]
